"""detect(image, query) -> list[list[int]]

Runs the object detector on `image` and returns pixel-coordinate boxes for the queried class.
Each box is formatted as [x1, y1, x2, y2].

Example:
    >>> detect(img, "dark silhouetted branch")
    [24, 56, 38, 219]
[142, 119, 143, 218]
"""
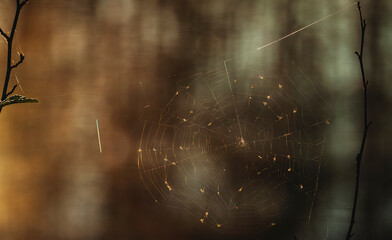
[345, 2, 372, 239]
[0, 0, 37, 112]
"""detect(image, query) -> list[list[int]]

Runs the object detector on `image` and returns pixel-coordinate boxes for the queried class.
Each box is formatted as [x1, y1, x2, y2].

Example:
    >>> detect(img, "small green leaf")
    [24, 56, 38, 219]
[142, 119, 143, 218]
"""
[0, 94, 39, 108]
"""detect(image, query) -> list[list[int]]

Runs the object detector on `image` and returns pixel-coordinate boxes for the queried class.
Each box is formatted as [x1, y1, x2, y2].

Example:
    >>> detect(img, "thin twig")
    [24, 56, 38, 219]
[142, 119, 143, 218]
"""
[0, 0, 29, 112]
[11, 52, 24, 69]
[20, 0, 29, 7]
[345, 2, 372, 239]
[0, 27, 9, 40]
[6, 84, 17, 98]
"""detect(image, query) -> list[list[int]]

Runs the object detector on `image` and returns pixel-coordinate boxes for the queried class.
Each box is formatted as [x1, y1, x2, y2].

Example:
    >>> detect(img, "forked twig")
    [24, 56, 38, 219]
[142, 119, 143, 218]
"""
[345, 2, 372, 239]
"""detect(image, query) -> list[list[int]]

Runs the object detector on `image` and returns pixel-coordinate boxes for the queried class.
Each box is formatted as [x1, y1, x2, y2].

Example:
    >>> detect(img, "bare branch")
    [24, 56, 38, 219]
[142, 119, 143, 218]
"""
[345, 1, 372, 239]
[0, 0, 35, 112]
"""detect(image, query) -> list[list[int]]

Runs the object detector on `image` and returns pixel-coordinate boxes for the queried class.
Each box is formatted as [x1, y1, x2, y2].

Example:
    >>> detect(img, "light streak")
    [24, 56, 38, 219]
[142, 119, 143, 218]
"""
[256, 2, 356, 51]
[96, 119, 102, 153]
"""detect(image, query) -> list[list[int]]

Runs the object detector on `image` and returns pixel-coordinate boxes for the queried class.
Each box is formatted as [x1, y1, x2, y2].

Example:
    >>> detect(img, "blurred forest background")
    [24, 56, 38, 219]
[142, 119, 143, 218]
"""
[0, 0, 391, 239]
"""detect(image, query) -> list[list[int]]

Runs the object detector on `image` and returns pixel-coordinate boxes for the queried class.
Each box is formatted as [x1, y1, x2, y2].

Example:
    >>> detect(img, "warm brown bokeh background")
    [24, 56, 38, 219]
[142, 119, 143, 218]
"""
[0, 0, 390, 239]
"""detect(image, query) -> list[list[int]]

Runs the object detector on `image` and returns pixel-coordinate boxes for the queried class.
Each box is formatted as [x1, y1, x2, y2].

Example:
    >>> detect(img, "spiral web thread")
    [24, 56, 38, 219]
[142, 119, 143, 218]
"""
[137, 59, 332, 232]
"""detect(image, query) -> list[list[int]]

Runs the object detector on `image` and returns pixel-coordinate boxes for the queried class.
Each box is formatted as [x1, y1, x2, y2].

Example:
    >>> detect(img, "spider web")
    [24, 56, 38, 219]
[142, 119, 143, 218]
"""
[137, 57, 332, 232]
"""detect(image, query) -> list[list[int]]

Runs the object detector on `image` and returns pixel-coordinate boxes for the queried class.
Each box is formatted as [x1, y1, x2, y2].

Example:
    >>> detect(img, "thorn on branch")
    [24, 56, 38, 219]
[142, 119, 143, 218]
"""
[11, 53, 25, 69]
[6, 84, 17, 98]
